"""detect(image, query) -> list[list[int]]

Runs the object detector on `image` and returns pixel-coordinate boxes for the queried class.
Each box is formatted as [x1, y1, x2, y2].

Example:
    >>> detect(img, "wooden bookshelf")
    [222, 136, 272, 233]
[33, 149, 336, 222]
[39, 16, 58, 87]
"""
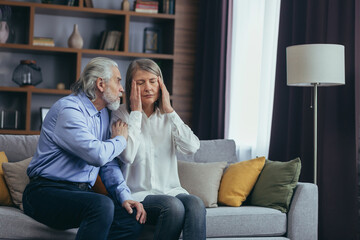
[0, 0, 176, 135]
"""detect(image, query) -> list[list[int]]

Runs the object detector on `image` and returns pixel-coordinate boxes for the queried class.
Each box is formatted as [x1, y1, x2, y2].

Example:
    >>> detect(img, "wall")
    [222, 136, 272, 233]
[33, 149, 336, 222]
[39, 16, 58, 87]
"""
[172, 0, 199, 126]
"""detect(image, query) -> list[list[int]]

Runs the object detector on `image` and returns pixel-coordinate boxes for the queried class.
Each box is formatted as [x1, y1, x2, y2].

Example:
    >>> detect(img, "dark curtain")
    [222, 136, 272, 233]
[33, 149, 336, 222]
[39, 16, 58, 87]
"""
[269, 0, 359, 239]
[192, 0, 230, 140]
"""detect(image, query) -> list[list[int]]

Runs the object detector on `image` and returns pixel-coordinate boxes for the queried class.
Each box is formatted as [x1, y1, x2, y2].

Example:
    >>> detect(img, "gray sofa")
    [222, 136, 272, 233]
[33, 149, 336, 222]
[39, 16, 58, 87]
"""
[0, 134, 318, 240]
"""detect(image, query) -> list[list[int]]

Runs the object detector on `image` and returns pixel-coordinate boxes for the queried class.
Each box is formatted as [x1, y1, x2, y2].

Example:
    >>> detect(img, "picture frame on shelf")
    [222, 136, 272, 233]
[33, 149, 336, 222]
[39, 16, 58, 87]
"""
[143, 27, 161, 53]
[40, 107, 50, 124]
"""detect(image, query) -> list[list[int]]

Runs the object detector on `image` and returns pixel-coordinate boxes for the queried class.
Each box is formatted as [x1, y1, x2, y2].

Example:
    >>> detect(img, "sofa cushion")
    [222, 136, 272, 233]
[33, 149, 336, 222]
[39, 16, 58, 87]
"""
[0, 206, 77, 239]
[249, 158, 301, 213]
[2, 157, 32, 210]
[178, 160, 227, 207]
[0, 152, 13, 206]
[218, 157, 265, 207]
[206, 206, 286, 237]
[0, 135, 39, 163]
[176, 139, 238, 164]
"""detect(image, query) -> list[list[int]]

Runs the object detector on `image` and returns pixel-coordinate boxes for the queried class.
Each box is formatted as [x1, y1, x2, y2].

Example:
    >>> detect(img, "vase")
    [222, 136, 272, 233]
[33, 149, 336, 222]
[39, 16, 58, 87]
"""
[0, 21, 9, 44]
[122, 0, 130, 11]
[67, 24, 83, 49]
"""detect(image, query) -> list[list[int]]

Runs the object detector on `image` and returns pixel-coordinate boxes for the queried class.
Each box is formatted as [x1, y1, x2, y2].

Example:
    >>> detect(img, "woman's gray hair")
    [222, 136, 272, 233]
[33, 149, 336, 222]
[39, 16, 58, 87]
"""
[71, 57, 118, 100]
[125, 58, 164, 113]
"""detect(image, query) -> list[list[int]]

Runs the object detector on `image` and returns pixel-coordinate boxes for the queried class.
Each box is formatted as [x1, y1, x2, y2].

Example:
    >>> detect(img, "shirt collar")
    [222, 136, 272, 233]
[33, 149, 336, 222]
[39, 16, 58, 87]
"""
[78, 92, 104, 117]
[141, 107, 160, 118]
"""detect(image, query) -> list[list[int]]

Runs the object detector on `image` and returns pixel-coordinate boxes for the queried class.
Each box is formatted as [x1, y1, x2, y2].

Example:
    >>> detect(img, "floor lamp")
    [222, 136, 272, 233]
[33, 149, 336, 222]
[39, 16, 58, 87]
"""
[286, 44, 345, 185]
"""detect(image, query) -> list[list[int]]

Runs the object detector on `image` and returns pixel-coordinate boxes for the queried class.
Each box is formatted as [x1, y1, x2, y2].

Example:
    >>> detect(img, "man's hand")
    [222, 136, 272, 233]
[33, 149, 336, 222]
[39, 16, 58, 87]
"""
[122, 200, 147, 224]
[111, 120, 128, 140]
[158, 77, 173, 114]
[130, 80, 142, 112]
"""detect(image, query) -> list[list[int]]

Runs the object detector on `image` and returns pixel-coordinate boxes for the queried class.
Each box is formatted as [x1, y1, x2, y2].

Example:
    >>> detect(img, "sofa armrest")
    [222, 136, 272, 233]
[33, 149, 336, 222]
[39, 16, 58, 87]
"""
[287, 182, 318, 239]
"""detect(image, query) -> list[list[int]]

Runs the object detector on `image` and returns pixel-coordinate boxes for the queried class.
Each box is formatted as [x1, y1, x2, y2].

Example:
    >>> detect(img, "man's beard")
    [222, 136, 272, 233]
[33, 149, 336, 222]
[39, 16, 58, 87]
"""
[103, 88, 121, 111]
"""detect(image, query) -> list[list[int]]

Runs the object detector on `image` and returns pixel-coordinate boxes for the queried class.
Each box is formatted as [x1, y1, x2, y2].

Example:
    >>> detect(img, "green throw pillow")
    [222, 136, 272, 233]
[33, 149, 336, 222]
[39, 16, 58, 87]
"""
[249, 158, 301, 213]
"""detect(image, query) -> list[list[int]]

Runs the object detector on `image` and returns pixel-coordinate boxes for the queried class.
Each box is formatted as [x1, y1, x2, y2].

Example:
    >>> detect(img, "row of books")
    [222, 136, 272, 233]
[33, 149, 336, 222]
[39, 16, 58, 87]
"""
[99, 31, 122, 51]
[135, 1, 159, 14]
[81, 0, 174, 14]
[32, 37, 55, 47]
[32, 31, 123, 51]
[67, 0, 76, 6]
[159, 0, 175, 14]
[134, 0, 175, 14]
[83, 0, 93, 8]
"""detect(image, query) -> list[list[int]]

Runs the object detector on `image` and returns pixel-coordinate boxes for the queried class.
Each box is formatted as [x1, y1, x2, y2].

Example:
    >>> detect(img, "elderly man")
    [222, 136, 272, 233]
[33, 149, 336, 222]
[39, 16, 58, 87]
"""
[22, 57, 146, 240]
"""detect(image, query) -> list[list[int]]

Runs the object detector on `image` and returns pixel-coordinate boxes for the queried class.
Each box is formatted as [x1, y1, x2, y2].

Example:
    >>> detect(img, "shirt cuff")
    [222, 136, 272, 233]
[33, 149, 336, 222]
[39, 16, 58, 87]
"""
[112, 135, 127, 155]
[118, 190, 133, 204]
[113, 135, 127, 145]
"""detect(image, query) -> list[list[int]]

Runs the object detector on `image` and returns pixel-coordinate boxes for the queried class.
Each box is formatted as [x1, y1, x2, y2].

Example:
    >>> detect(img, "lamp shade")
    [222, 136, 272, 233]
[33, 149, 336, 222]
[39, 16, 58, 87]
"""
[286, 44, 345, 86]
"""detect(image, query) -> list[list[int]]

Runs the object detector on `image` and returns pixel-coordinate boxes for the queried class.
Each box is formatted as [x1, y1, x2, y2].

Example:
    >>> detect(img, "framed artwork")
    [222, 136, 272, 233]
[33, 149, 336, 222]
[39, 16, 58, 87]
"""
[143, 27, 161, 53]
[40, 107, 50, 123]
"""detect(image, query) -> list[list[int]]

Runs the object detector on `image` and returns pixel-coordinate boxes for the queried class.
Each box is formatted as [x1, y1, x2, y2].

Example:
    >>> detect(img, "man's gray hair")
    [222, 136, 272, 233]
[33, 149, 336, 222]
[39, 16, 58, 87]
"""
[71, 57, 118, 100]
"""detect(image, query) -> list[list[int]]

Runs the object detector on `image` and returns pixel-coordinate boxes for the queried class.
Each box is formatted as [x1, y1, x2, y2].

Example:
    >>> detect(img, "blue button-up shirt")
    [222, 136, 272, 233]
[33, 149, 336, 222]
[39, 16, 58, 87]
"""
[27, 92, 132, 204]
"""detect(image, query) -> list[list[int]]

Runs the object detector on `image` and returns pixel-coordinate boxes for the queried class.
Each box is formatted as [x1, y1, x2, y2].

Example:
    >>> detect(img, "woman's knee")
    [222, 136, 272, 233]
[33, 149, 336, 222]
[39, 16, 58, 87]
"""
[179, 194, 206, 215]
[163, 196, 185, 216]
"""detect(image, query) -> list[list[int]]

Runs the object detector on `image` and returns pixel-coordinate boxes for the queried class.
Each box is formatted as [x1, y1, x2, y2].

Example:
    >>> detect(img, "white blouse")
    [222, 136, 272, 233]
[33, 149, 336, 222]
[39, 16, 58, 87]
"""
[111, 104, 200, 202]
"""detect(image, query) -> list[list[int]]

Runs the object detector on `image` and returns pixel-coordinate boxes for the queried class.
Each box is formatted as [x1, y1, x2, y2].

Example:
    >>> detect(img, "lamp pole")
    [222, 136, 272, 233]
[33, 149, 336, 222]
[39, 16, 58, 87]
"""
[313, 83, 318, 185]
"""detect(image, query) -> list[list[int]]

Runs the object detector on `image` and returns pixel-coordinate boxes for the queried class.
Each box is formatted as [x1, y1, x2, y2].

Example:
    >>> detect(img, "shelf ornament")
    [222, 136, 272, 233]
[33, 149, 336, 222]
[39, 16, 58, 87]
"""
[68, 24, 83, 49]
[0, 5, 11, 43]
[12, 60, 43, 87]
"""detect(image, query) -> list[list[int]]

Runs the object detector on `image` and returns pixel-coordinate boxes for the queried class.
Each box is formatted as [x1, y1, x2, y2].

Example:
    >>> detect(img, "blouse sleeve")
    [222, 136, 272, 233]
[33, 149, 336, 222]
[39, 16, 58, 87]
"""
[111, 108, 142, 164]
[167, 111, 200, 154]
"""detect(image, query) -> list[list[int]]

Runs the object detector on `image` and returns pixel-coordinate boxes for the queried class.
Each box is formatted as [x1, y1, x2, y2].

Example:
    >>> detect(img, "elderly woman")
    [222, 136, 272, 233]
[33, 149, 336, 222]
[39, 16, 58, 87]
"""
[111, 58, 206, 240]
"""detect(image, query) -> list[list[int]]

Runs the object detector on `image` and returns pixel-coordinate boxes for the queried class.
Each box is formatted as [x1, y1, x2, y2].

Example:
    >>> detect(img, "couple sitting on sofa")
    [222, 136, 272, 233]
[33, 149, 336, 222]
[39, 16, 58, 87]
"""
[23, 57, 206, 240]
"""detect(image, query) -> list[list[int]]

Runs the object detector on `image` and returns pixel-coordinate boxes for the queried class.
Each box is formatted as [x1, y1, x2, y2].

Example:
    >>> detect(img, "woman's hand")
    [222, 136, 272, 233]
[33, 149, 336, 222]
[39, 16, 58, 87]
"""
[130, 80, 142, 112]
[158, 77, 174, 114]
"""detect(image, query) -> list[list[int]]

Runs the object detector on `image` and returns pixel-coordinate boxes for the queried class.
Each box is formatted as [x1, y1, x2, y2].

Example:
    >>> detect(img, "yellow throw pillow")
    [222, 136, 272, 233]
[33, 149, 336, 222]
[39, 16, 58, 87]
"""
[0, 152, 13, 206]
[218, 156, 265, 207]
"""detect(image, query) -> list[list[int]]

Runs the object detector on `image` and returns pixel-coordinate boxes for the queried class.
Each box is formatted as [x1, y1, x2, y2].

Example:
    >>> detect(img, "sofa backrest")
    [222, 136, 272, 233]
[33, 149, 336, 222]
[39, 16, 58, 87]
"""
[0, 135, 39, 163]
[0, 135, 238, 165]
[176, 139, 238, 164]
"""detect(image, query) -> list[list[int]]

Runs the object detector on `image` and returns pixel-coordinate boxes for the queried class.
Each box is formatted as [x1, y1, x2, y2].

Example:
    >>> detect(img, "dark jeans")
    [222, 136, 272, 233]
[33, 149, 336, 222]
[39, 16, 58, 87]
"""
[142, 194, 206, 240]
[22, 177, 143, 240]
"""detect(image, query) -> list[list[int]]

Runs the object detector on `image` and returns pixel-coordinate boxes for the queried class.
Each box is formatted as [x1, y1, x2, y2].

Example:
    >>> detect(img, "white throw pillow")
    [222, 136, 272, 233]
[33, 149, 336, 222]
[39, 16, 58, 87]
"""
[177, 160, 227, 208]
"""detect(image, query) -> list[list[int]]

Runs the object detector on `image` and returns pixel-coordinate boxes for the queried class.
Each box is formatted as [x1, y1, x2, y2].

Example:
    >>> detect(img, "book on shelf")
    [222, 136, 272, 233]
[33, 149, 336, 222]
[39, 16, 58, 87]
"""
[84, 0, 93, 8]
[67, 0, 75, 6]
[32, 37, 55, 47]
[135, 1, 159, 13]
[159, 0, 175, 14]
[99, 31, 122, 51]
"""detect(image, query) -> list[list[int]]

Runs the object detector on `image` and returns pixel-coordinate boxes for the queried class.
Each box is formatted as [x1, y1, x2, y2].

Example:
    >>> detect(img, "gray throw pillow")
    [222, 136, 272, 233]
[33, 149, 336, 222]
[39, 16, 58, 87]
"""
[2, 157, 32, 210]
[177, 160, 227, 208]
[248, 158, 301, 213]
